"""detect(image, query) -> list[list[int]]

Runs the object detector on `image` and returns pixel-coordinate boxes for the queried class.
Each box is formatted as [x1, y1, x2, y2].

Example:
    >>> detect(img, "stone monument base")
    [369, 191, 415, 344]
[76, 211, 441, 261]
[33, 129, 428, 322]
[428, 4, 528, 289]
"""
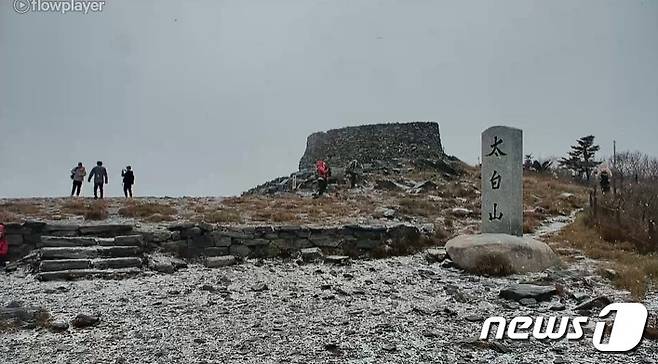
[444, 233, 560, 276]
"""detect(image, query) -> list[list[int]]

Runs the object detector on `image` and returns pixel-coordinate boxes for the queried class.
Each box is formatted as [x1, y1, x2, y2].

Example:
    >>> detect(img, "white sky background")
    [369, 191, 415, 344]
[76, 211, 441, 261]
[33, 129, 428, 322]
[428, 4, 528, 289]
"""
[1, 0, 657, 197]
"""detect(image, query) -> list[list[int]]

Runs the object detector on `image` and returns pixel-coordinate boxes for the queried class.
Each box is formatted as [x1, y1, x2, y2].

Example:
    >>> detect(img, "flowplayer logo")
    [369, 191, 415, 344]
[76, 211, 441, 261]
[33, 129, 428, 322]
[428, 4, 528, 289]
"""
[480, 302, 648, 352]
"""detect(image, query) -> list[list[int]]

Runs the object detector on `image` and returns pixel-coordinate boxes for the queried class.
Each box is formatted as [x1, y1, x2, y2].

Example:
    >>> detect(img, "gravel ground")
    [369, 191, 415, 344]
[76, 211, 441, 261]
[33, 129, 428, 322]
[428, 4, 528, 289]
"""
[1, 252, 656, 364]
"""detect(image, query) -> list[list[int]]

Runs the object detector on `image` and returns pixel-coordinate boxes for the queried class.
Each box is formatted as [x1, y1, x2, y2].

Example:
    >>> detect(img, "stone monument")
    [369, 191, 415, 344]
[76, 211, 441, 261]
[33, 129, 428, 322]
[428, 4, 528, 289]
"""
[481, 126, 523, 236]
[444, 125, 559, 275]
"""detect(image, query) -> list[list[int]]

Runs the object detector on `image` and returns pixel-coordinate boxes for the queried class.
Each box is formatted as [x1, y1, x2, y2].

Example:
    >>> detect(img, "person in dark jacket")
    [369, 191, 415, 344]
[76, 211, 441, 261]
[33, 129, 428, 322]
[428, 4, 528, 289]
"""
[88, 161, 108, 199]
[121, 166, 135, 198]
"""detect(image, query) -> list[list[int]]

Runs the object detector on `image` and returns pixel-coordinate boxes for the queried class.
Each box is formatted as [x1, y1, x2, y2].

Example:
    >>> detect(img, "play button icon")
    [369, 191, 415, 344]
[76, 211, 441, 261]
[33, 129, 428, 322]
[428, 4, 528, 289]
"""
[13, 0, 31, 14]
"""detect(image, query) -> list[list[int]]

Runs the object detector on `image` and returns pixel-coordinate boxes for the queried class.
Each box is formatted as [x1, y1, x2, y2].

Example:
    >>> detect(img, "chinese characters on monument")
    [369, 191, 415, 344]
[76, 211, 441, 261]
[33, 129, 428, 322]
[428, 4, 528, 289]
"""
[481, 126, 523, 236]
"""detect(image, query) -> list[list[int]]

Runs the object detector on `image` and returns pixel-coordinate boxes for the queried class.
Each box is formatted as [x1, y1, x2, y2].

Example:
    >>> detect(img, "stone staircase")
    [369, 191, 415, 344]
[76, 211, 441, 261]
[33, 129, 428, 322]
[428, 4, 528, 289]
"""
[35, 235, 145, 281]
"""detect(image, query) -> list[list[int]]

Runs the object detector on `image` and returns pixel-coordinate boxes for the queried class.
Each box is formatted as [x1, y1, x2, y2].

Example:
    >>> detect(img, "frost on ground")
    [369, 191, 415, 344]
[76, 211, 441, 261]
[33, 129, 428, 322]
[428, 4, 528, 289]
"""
[1, 253, 656, 364]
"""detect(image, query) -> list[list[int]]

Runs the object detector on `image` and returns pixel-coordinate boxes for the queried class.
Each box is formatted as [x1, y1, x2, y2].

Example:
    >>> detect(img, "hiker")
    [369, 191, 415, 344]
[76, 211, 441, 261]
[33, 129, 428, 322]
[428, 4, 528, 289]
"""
[88, 161, 108, 199]
[70, 162, 87, 197]
[121, 166, 135, 198]
[599, 170, 611, 193]
[597, 164, 612, 193]
[345, 159, 362, 188]
[314, 160, 330, 197]
[0, 223, 8, 268]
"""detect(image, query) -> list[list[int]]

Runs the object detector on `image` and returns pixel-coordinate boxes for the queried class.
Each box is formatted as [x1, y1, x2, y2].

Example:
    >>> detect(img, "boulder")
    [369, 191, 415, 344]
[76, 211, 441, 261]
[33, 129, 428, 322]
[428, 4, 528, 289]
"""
[450, 207, 472, 217]
[574, 296, 612, 312]
[408, 180, 438, 193]
[499, 284, 557, 302]
[300, 247, 324, 262]
[49, 319, 69, 332]
[146, 254, 187, 274]
[324, 255, 350, 265]
[71, 314, 100, 328]
[373, 207, 397, 219]
[205, 255, 237, 268]
[425, 248, 447, 263]
[444, 233, 559, 275]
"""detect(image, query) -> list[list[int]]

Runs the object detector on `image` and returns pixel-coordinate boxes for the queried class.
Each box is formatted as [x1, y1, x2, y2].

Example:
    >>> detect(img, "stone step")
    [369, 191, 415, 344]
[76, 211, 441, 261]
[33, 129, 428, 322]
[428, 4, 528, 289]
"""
[36, 267, 142, 281]
[38, 257, 143, 272]
[40, 246, 141, 260]
[39, 235, 144, 248]
[39, 259, 92, 272]
[92, 257, 142, 270]
[78, 224, 133, 237]
[39, 236, 97, 248]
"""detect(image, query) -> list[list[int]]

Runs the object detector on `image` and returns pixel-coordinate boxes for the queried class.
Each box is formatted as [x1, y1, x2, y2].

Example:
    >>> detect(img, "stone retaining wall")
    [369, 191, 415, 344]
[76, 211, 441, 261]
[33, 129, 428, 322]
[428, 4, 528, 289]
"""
[154, 223, 427, 259]
[3, 222, 429, 261]
[3, 222, 134, 260]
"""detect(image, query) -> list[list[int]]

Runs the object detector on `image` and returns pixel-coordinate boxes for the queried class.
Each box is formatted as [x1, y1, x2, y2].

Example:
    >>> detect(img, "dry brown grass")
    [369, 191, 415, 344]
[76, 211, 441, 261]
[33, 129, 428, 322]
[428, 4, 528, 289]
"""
[223, 194, 375, 224]
[524, 173, 587, 213]
[551, 213, 658, 298]
[251, 209, 297, 223]
[84, 201, 108, 220]
[0, 202, 42, 215]
[523, 212, 542, 234]
[443, 182, 480, 200]
[522, 173, 588, 233]
[118, 201, 176, 221]
[398, 197, 442, 217]
[202, 209, 243, 224]
[0, 209, 20, 223]
[60, 199, 108, 220]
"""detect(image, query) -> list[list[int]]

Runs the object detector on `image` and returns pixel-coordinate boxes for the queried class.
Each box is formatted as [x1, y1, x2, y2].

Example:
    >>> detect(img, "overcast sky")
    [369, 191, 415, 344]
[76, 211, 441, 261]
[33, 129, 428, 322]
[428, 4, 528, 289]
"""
[1, 0, 656, 198]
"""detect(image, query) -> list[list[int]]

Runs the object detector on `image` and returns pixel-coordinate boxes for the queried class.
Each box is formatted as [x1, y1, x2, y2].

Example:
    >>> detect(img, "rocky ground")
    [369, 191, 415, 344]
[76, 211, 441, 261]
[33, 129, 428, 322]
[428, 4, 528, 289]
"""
[1, 233, 657, 364]
[2, 170, 654, 363]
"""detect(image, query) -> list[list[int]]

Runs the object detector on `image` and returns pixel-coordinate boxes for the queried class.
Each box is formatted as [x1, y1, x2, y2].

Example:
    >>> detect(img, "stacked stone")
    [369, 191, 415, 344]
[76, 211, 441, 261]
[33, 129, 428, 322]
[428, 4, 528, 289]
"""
[298, 122, 444, 170]
[156, 223, 424, 259]
[5, 222, 427, 267]
[3, 222, 133, 261]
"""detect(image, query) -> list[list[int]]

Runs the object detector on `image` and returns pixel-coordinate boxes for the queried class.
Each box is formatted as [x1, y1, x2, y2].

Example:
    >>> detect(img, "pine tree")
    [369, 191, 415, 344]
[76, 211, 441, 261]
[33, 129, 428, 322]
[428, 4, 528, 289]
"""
[559, 135, 601, 181]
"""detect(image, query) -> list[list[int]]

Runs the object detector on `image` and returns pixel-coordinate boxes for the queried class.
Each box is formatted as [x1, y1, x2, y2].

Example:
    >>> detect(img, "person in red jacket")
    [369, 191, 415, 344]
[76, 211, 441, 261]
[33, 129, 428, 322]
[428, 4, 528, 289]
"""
[315, 160, 330, 197]
[0, 223, 8, 268]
